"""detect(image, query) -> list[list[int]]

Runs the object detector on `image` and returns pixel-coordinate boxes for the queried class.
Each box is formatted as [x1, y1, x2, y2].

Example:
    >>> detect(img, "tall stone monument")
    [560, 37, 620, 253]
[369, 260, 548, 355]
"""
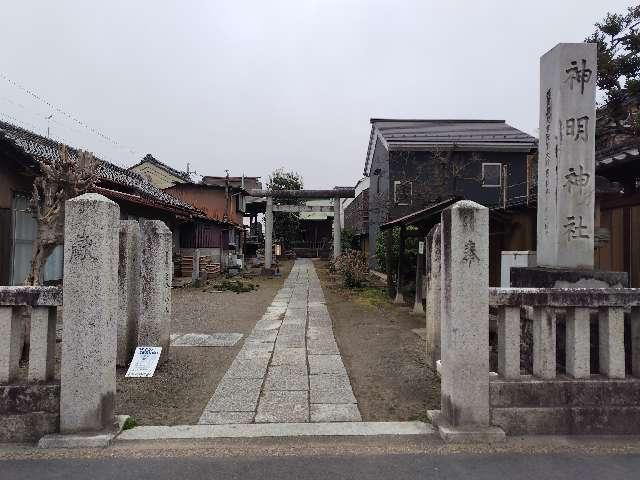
[537, 43, 596, 269]
[511, 43, 627, 288]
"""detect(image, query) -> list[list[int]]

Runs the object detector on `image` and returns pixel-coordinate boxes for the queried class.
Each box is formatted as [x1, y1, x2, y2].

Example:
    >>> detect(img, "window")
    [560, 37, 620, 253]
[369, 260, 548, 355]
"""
[11, 194, 63, 285]
[482, 163, 502, 187]
[394, 180, 412, 205]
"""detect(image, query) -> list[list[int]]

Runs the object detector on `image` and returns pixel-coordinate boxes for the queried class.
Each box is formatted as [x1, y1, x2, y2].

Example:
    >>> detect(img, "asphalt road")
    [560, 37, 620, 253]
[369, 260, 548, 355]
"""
[3, 452, 640, 480]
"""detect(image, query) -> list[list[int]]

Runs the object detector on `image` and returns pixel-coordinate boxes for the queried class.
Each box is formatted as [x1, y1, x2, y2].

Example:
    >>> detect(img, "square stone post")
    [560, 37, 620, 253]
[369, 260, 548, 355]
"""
[599, 307, 625, 378]
[497, 306, 520, 380]
[632, 307, 640, 378]
[412, 242, 425, 315]
[565, 307, 590, 378]
[333, 197, 341, 258]
[265, 197, 273, 270]
[431, 200, 503, 442]
[139, 220, 172, 352]
[532, 307, 556, 379]
[537, 43, 597, 269]
[117, 221, 141, 367]
[60, 193, 119, 433]
[425, 224, 441, 368]
[0, 306, 22, 383]
[28, 306, 57, 382]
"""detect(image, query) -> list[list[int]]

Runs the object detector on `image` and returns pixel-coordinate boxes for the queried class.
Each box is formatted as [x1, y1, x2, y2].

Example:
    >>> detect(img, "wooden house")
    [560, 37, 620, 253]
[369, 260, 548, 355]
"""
[0, 121, 204, 285]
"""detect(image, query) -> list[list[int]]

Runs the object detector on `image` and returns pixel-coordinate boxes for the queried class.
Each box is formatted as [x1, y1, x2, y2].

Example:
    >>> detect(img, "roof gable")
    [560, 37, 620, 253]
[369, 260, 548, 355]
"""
[364, 118, 537, 175]
[130, 154, 191, 182]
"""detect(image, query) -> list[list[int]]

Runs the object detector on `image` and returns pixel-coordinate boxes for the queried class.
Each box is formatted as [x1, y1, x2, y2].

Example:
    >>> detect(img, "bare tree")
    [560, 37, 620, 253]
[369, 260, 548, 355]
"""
[26, 146, 97, 285]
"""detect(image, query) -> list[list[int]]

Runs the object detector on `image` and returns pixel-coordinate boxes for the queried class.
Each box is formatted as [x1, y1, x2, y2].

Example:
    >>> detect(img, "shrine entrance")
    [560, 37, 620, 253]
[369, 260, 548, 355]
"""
[247, 187, 355, 270]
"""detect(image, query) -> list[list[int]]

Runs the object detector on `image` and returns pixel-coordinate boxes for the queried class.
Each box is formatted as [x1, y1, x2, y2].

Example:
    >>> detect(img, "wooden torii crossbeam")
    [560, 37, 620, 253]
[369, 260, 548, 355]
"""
[247, 187, 356, 269]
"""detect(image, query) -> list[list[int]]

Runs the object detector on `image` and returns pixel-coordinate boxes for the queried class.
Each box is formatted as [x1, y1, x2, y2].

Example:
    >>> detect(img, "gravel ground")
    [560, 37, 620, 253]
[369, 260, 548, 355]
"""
[116, 262, 292, 426]
[314, 260, 440, 421]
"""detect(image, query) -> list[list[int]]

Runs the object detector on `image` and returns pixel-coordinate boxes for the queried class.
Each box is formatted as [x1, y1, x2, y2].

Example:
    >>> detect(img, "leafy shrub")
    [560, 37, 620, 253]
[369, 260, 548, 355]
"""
[208, 280, 257, 293]
[334, 250, 369, 288]
[374, 226, 419, 274]
[123, 417, 138, 430]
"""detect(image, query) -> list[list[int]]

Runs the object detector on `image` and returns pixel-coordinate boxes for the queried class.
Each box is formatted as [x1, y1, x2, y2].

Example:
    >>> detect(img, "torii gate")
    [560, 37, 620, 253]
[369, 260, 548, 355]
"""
[248, 187, 355, 269]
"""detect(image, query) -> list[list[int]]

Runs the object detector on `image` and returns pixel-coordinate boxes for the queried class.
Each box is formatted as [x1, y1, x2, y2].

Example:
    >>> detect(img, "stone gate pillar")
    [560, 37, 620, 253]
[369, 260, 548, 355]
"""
[412, 239, 425, 315]
[139, 220, 172, 352]
[333, 197, 341, 258]
[425, 224, 441, 368]
[428, 200, 504, 443]
[116, 220, 141, 367]
[265, 197, 273, 269]
[60, 193, 119, 433]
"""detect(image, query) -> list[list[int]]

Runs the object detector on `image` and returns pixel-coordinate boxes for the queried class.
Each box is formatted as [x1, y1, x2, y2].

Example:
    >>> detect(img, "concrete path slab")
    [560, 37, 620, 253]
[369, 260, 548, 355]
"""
[310, 374, 358, 404]
[170, 333, 243, 347]
[255, 391, 309, 423]
[118, 421, 430, 441]
[198, 259, 360, 425]
[197, 411, 255, 425]
[311, 403, 362, 422]
[308, 355, 348, 375]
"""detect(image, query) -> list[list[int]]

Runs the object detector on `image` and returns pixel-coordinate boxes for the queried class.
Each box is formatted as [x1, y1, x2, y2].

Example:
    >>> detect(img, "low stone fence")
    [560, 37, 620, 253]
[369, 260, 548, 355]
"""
[429, 200, 640, 441]
[0, 192, 172, 444]
[489, 287, 640, 435]
[491, 288, 640, 380]
[0, 286, 62, 441]
[0, 286, 61, 384]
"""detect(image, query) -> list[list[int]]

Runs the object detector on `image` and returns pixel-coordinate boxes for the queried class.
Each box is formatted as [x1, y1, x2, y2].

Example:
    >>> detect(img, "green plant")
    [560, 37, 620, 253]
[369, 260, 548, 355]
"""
[122, 417, 138, 430]
[374, 226, 419, 274]
[341, 228, 358, 251]
[334, 250, 369, 288]
[586, 6, 640, 142]
[209, 280, 257, 293]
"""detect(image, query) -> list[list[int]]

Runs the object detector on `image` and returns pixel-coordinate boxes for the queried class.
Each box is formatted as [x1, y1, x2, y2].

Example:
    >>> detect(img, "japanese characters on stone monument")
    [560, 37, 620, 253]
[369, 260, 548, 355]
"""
[537, 43, 597, 269]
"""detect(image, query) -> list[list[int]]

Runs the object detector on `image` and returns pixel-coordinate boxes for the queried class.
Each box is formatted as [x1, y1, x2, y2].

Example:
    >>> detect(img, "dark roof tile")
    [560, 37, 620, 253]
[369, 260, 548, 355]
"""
[0, 120, 200, 214]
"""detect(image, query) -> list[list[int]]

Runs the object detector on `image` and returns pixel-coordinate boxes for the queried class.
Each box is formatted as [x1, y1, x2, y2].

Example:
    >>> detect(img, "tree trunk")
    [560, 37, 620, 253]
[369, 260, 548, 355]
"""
[26, 242, 56, 285]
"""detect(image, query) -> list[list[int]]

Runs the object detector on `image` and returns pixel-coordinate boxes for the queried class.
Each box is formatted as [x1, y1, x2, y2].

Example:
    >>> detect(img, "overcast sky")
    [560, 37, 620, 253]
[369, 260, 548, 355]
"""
[0, 1, 633, 188]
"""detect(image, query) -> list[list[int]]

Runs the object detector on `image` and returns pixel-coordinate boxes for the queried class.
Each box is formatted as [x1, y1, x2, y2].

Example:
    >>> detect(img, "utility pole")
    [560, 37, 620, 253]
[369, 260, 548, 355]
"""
[45, 113, 54, 138]
[223, 169, 230, 221]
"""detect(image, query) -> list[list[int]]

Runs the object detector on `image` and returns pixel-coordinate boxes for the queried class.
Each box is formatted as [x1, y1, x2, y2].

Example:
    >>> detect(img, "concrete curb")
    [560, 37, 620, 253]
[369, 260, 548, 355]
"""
[38, 415, 131, 449]
[117, 421, 433, 442]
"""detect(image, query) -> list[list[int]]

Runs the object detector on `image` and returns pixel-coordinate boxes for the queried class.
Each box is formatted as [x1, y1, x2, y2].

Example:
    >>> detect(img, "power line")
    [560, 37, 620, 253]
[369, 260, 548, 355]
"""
[0, 72, 143, 159]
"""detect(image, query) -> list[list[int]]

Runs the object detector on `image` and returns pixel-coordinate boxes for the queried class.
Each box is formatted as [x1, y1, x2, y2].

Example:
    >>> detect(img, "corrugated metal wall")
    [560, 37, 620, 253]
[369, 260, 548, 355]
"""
[180, 222, 228, 248]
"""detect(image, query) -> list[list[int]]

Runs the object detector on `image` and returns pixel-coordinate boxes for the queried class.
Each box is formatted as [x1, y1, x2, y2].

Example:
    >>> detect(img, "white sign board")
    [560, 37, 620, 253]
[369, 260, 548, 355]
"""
[418, 241, 425, 255]
[125, 347, 162, 378]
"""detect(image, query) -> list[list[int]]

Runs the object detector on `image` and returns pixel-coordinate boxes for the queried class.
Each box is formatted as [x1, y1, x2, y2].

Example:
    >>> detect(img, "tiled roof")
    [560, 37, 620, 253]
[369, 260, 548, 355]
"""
[596, 140, 640, 171]
[130, 153, 192, 182]
[0, 120, 202, 215]
[365, 119, 537, 175]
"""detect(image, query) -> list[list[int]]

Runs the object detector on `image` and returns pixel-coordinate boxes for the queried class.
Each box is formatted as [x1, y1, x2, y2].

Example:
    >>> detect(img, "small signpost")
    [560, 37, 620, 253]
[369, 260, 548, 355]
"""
[418, 241, 425, 255]
[125, 346, 162, 378]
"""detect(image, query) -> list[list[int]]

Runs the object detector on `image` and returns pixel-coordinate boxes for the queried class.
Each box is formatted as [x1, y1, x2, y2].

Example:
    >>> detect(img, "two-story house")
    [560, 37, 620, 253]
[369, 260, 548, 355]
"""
[363, 118, 538, 284]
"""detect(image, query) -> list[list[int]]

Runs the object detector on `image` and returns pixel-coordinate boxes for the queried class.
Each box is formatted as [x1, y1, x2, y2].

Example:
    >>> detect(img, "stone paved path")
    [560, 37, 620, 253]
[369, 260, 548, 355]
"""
[198, 259, 361, 424]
